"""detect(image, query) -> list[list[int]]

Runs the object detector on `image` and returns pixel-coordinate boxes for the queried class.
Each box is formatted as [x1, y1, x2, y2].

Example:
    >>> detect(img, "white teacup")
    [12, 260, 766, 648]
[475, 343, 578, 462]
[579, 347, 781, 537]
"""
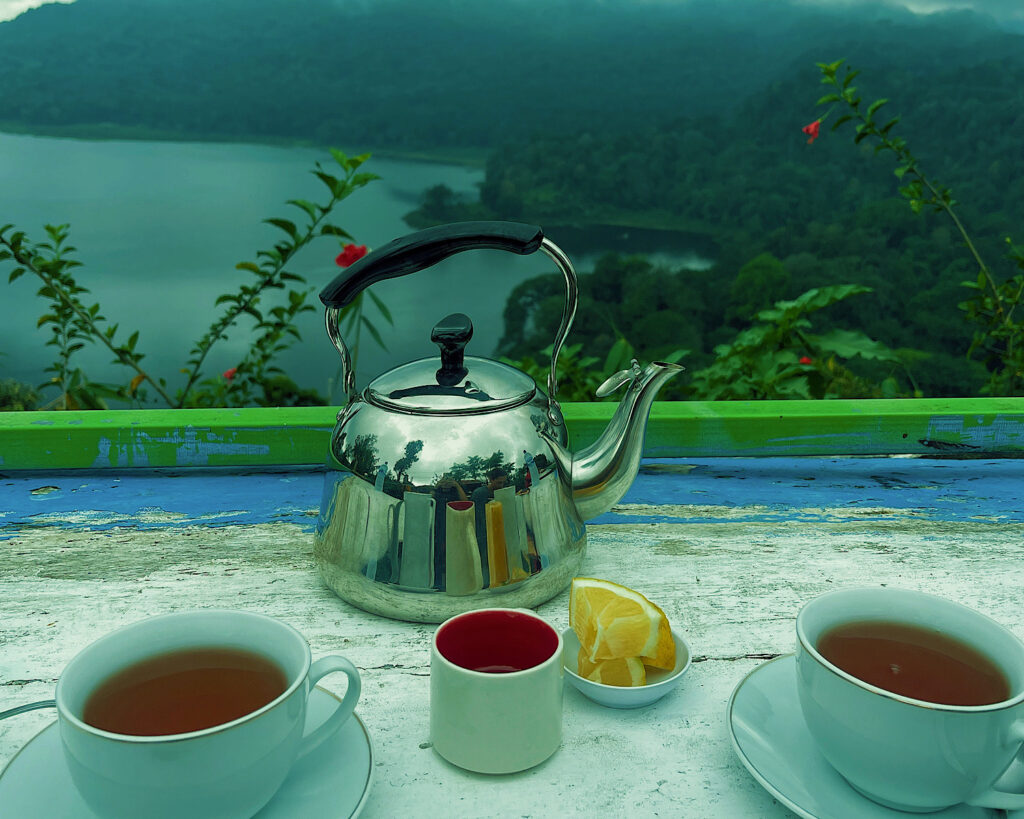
[56, 609, 361, 819]
[430, 607, 563, 774]
[796, 587, 1024, 811]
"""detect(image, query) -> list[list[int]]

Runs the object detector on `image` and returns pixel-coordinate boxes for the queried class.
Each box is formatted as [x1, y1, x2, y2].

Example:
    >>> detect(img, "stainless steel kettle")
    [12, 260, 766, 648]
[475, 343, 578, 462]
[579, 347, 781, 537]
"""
[314, 222, 682, 622]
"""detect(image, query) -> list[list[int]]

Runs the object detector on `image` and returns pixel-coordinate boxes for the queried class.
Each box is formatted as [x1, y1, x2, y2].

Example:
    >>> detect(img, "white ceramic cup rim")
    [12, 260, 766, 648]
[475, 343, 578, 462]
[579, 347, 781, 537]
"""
[55, 609, 312, 743]
[797, 587, 1024, 713]
[433, 608, 562, 677]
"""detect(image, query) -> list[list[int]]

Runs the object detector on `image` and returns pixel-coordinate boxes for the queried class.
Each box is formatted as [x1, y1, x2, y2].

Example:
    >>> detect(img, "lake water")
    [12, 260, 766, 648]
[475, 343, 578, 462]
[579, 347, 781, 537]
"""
[0, 132, 711, 404]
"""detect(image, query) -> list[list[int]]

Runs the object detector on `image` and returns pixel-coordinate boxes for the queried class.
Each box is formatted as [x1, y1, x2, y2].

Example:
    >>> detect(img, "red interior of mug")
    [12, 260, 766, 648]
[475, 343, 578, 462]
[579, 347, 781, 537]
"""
[436, 609, 559, 673]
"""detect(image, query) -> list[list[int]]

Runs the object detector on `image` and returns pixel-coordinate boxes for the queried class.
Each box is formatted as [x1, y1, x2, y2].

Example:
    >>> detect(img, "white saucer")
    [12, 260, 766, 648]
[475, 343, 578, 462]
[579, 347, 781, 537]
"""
[727, 654, 1013, 819]
[0, 686, 373, 819]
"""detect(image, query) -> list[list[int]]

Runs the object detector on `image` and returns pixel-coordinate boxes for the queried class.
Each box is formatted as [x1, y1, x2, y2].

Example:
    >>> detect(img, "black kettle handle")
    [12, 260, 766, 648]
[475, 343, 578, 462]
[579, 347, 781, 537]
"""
[319, 222, 544, 308]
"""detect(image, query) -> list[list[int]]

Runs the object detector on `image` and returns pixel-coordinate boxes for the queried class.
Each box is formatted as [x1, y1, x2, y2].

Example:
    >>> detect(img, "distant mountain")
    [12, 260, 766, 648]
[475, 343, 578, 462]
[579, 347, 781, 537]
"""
[0, 0, 1021, 150]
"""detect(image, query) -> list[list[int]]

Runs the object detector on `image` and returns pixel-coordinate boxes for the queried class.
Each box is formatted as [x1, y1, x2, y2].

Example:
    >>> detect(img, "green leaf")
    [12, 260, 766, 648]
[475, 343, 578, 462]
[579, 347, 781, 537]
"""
[853, 130, 871, 144]
[235, 261, 262, 274]
[604, 337, 634, 372]
[351, 172, 379, 188]
[879, 116, 901, 135]
[367, 290, 393, 323]
[264, 218, 298, 239]
[320, 224, 353, 239]
[361, 316, 388, 351]
[816, 93, 841, 105]
[842, 69, 860, 88]
[286, 198, 320, 219]
[830, 114, 853, 130]
[329, 147, 349, 168]
[8, 267, 25, 283]
[866, 98, 889, 118]
[815, 328, 899, 361]
[313, 169, 340, 193]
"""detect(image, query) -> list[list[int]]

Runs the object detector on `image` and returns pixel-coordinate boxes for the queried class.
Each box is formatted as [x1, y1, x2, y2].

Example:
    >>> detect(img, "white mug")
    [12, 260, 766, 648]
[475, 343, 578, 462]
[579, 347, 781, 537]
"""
[430, 607, 563, 774]
[796, 587, 1024, 811]
[56, 609, 361, 819]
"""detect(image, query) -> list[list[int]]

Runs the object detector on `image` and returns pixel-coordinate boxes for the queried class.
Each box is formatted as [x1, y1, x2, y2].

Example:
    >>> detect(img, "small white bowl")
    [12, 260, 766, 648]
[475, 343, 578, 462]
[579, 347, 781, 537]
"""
[561, 627, 692, 709]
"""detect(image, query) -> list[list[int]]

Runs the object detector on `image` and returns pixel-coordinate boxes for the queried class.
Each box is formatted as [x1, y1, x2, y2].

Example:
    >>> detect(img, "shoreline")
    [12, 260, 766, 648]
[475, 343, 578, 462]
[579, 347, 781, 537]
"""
[0, 123, 489, 168]
[1, 123, 716, 243]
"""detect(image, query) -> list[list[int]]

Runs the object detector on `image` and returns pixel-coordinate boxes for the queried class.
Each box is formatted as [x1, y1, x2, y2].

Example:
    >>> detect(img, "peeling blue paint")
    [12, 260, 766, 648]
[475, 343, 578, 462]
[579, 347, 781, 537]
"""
[2, 458, 1023, 540]
[925, 414, 1024, 450]
[86, 430, 272, 470]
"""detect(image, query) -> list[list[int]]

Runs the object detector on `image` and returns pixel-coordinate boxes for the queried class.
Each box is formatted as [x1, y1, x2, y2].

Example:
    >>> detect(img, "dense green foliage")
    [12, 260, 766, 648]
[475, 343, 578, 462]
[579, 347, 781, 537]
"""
[416, 31, 1024, 397]
[2, 0, 1020, 150]
[3, 0, 1024, 399]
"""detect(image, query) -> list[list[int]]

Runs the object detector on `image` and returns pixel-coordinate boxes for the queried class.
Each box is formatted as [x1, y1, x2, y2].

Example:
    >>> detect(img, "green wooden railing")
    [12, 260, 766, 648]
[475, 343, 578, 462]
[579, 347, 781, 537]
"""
[1, 398, 1022, 471]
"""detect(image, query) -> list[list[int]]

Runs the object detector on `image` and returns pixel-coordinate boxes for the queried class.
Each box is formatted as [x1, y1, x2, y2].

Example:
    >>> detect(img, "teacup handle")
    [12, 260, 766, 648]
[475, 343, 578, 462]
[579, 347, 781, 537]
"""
[965, 719, 1024, 810]
[296, 656, 361, 760]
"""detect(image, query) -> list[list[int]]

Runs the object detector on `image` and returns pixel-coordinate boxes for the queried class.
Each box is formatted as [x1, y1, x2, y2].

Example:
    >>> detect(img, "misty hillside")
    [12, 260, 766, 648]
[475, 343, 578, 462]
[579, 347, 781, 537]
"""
[1, 0, 1022, 149]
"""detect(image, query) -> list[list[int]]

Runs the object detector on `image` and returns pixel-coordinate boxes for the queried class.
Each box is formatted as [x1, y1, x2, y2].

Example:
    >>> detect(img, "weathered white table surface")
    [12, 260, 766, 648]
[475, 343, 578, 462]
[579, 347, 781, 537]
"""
[2, 456, 1023, 817]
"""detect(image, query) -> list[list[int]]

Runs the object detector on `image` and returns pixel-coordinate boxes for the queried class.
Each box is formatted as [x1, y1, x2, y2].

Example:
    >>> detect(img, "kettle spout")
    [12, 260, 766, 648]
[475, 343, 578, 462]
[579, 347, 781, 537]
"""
[571, 360, 684, 521]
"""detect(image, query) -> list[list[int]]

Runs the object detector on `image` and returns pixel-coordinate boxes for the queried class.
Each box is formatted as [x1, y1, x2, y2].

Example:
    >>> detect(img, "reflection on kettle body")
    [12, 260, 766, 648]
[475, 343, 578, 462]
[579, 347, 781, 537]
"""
[484, 500, 509, 587]
[398, 491, 435, 589]
[445, 501, 483, 596]
[316, 474, 392, 578]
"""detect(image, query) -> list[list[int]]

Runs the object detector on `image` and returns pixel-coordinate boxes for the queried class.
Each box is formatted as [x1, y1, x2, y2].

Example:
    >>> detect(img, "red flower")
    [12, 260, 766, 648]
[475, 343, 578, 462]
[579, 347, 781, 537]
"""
[223, 367, 238, 381]
[799, 356, 814, 365]
[801, 120, 821, 144]
[335, 244, 368, 268]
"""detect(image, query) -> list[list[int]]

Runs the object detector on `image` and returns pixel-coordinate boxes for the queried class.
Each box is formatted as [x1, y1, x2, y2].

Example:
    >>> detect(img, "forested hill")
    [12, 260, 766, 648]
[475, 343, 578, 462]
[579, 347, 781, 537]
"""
[0, 0, 1022, 150]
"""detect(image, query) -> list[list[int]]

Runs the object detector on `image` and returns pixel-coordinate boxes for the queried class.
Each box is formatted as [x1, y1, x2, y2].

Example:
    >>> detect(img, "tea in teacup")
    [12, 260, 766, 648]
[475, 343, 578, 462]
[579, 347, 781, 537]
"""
[83, 646, 288, 736]
[56, 610, 361, 819]
[796, 587, 1024, 812]
[816, 619, 1010, 706]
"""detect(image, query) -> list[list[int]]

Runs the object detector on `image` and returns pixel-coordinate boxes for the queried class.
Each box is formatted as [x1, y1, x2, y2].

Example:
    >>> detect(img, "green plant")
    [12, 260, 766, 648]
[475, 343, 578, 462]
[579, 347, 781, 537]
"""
[0, 378, 38, 411]
[1, 149, 379, 409]
[811, 59, 1024, 396]
[688, 284, 905, 400]
[503, 335, 686, 403]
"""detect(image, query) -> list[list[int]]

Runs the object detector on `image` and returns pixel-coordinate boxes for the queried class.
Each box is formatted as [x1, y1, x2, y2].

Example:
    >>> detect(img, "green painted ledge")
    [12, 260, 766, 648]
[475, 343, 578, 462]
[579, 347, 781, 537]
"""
[1, 398, 1023, 471]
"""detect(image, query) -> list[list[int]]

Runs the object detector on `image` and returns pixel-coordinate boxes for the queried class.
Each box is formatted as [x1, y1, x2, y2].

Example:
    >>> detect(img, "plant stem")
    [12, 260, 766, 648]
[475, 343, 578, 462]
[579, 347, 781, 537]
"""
[914, 172, 1004, 315]
[177, 196, 340, 405]
[4, 238, 176, 406]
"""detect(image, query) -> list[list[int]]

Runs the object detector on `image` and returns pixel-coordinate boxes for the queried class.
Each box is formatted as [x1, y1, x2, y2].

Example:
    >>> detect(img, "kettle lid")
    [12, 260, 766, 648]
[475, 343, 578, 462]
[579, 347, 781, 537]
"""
[365, 313, 536, 414]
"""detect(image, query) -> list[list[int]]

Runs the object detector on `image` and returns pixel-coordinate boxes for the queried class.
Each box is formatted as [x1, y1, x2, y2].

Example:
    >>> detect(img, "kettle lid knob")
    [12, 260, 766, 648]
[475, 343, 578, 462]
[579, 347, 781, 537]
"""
[431, 313, 473, 387]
